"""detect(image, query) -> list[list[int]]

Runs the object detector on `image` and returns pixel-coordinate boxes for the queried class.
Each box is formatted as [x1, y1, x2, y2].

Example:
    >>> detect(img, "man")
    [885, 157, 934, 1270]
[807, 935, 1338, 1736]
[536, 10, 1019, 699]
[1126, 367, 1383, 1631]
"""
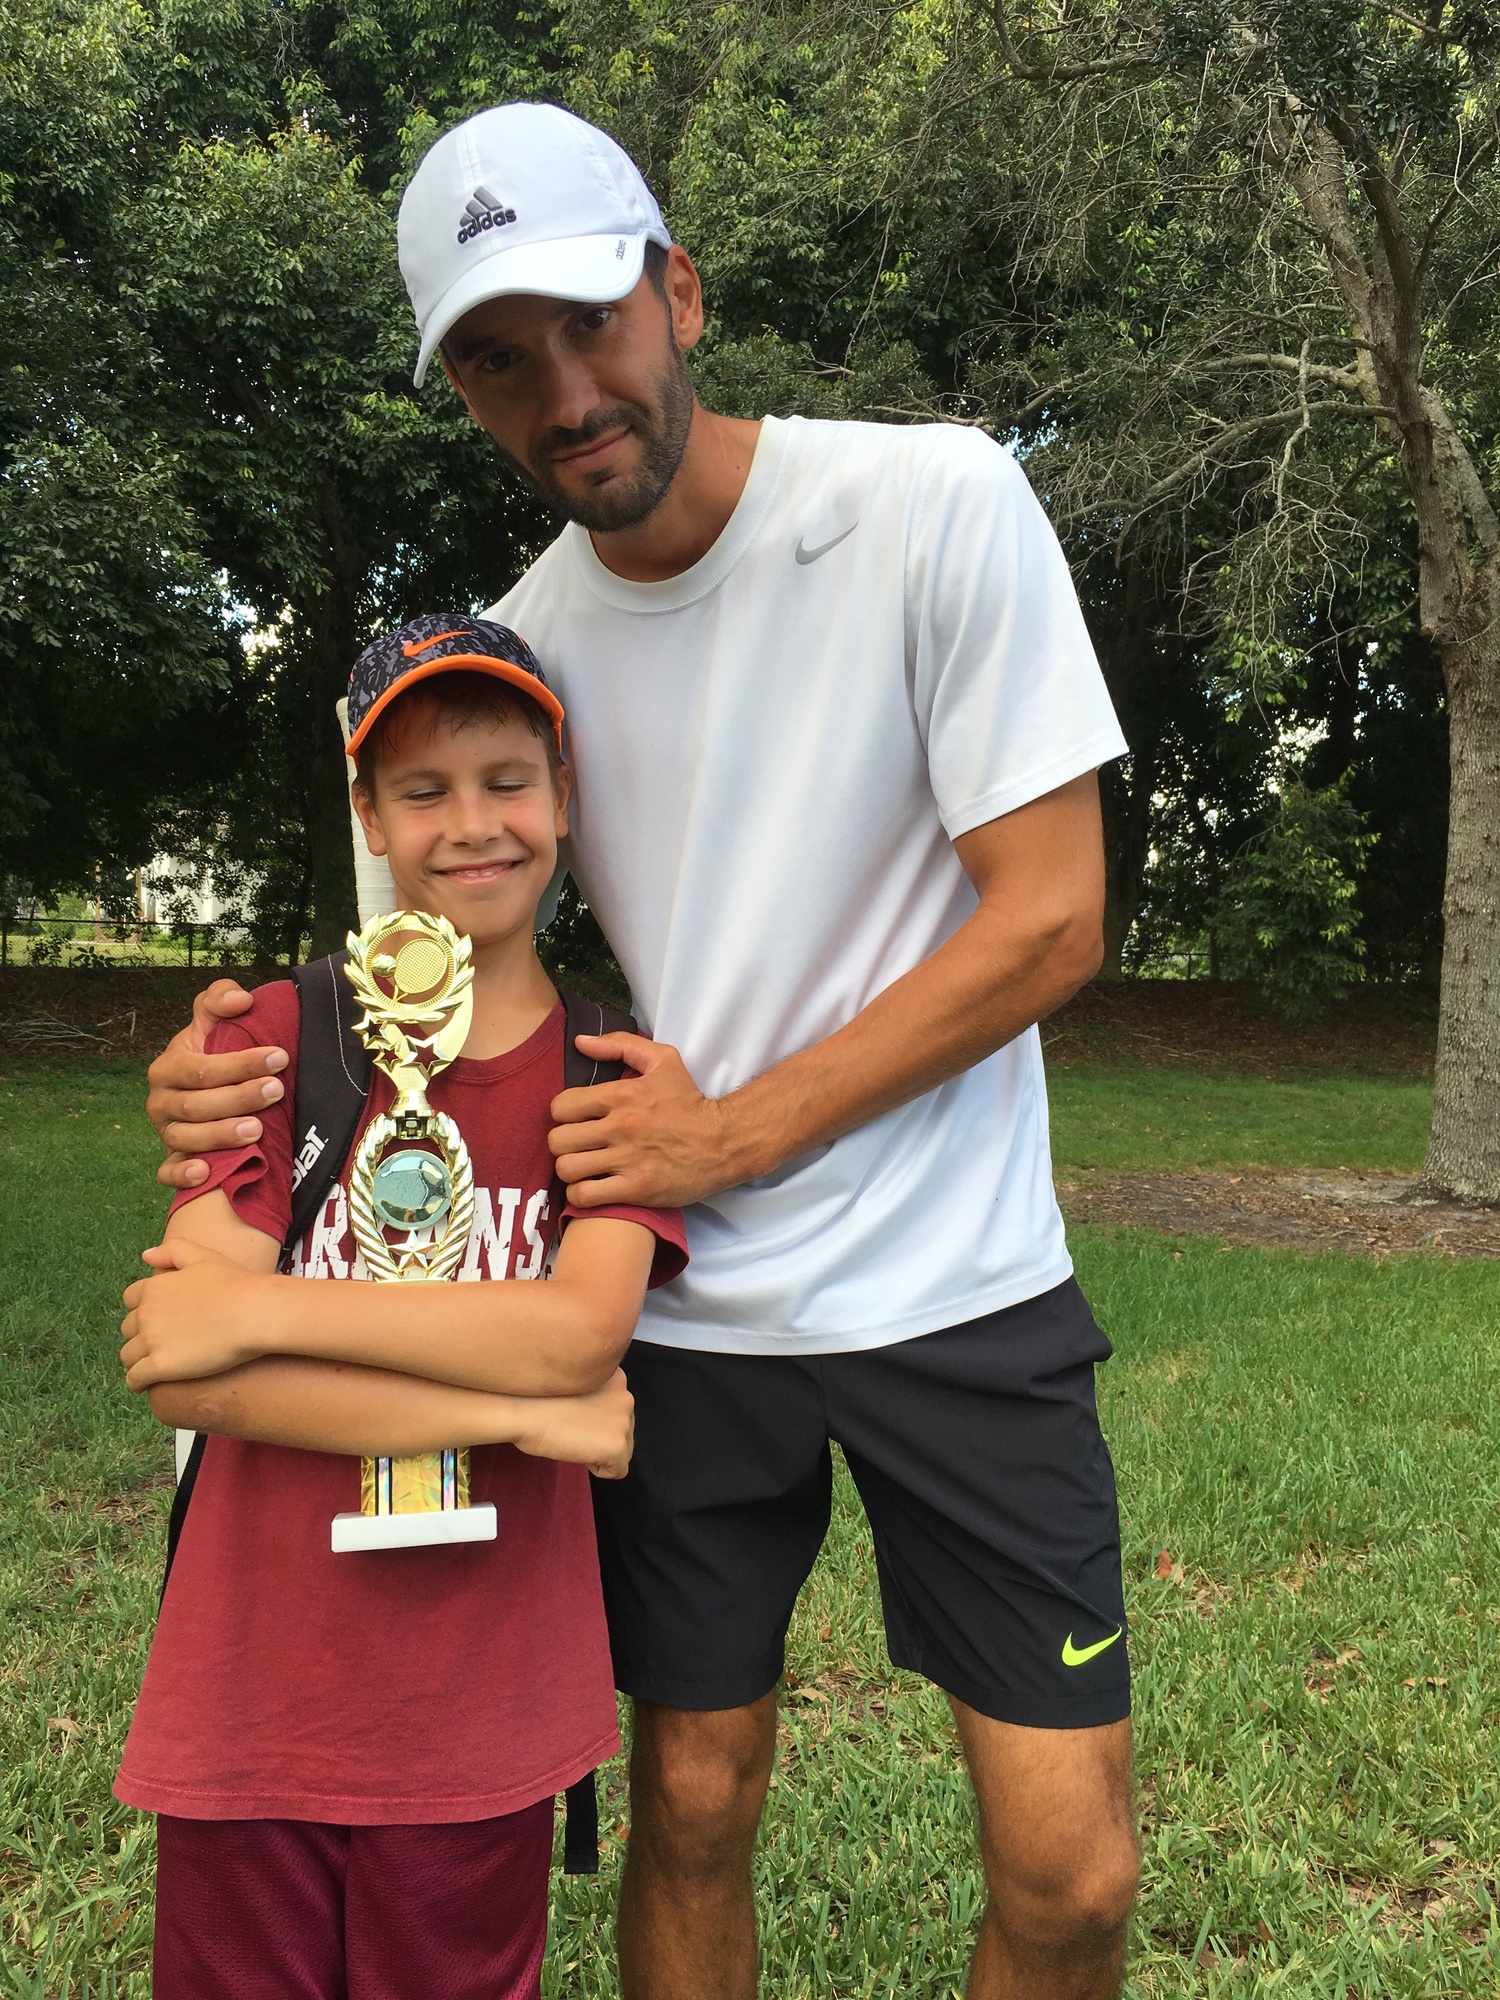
[148, 101, 1137, 2000]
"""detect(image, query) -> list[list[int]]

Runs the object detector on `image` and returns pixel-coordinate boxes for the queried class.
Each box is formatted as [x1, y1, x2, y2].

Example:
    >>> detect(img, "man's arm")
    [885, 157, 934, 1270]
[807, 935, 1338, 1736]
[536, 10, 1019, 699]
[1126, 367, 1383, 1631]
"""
[145, 978, 290, 1190]
[122, 1199, 656, 1398]
[549, 772, 1105, 1211]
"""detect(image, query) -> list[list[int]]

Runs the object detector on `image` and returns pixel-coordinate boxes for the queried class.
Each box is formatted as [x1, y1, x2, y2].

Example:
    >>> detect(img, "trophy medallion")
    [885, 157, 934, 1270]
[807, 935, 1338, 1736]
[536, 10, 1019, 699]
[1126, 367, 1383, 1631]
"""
[329, 910, 498, 1553]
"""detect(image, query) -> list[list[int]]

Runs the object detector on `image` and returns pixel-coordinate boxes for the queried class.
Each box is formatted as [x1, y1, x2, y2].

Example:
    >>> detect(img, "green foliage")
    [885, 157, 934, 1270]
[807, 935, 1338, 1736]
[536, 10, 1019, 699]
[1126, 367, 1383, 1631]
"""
[0, 0, 241, 902]
[536, 876, 629, 1009]
[0, 0, 561, 954]
[1216, 781, 1375, 1019]
[0, 0, 1478, 995]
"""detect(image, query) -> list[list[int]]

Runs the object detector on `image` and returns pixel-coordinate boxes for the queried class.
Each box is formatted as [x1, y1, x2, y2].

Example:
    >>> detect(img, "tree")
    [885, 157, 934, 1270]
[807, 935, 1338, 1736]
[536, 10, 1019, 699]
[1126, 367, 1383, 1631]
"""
[3, 0, 566, 953]
[978, 0, 1500, 1193]
[2, 0, 1472, 1060]
[1216, 777, 1374, 1017]
[0, 0, 239, 905]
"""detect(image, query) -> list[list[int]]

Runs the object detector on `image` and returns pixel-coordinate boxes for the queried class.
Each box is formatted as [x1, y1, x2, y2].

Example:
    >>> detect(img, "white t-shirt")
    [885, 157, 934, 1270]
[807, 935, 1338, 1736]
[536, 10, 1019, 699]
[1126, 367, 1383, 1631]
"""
[492, 415, 1126, 1355]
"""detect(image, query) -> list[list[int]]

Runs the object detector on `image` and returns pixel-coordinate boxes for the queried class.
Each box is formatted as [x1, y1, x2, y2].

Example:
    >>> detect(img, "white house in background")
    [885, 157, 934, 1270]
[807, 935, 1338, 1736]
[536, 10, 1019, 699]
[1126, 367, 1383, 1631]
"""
[135, 859, 226, 927]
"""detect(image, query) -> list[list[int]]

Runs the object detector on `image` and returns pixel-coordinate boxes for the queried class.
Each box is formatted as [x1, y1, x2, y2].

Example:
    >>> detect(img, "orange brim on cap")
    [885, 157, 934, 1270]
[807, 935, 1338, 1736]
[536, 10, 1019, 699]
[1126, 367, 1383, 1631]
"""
[344, 653, 566, 757]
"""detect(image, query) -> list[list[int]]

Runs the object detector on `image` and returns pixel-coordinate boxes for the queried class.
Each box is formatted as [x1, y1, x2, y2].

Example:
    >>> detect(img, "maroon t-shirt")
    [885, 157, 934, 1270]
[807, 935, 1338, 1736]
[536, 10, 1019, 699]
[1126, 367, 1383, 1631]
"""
[115, 985, 686, 1824]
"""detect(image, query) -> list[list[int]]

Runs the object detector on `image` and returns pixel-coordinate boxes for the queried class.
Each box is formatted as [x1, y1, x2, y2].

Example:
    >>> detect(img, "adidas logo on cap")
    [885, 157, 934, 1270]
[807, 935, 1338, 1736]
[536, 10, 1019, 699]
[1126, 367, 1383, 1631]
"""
[458, 185, 517, 245]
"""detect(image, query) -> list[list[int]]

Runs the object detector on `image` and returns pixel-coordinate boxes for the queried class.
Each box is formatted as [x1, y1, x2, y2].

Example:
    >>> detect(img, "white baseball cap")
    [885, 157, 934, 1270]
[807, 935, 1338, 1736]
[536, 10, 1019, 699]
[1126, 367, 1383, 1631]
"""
[398, 102, 673, 388]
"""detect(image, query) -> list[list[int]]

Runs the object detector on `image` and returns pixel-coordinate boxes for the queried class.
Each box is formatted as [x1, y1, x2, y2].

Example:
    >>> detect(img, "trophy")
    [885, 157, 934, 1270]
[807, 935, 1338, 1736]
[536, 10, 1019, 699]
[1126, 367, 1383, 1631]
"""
[329, 910, 499, 1553]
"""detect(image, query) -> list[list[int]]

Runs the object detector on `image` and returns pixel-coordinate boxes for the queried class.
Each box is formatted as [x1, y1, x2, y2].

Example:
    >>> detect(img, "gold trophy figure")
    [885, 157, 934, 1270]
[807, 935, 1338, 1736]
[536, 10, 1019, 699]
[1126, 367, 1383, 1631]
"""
[329, 910, 499, 1553]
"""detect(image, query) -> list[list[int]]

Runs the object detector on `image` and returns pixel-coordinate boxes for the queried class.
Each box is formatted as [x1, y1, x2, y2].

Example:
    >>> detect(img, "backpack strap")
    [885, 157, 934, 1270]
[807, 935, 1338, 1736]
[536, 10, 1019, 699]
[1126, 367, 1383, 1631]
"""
[561, 989, 636, 1090]
[162, 953, 371, 1601]
[555, 988, 636, 1871]
[161, 1430, 207, 1599]
[282, 951, 372, 1267]
[563, 1771, 600, 1874]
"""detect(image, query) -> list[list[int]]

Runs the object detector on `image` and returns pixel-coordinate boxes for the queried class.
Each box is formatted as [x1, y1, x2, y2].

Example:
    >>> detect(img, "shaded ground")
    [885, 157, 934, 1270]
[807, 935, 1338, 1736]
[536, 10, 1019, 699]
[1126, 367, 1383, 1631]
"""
[1059, 1167, 1499, 1259]
[1044, 979, 1436, 1077]
[0, 965, 267, 1063]
[0, 968, 1441, 1074]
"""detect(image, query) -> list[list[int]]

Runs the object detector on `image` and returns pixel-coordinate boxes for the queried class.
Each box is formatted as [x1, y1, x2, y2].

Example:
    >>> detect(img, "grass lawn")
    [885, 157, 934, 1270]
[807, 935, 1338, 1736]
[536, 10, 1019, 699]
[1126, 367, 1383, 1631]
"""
[2, 1060, 1497, 1997]
[1049, 1066, 1435, 1175]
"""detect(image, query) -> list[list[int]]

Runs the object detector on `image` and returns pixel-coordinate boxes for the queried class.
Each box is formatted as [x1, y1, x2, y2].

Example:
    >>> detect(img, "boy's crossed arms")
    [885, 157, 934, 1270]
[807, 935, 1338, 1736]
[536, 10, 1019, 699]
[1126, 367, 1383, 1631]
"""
[121, 1185, 646, 1480]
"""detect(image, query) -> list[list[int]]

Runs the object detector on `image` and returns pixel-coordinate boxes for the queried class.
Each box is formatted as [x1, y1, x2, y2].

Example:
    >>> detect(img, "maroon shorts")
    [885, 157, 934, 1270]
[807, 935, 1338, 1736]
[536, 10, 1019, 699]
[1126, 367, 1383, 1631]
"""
[153, 1801, 552, 2000]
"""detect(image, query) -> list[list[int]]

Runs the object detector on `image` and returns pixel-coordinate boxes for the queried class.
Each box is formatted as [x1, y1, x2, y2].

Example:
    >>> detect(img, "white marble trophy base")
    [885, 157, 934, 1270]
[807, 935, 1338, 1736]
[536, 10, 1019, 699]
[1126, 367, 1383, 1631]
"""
[331, 1504, 498, 1553]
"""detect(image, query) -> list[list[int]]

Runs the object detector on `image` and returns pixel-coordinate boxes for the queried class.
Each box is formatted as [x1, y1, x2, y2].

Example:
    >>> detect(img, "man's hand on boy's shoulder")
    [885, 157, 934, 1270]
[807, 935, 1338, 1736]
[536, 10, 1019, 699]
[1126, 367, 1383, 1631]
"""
[147, 980, 290, 1189]
[120, 1236, 278, 1390]
[550, 1032, 748, 1211]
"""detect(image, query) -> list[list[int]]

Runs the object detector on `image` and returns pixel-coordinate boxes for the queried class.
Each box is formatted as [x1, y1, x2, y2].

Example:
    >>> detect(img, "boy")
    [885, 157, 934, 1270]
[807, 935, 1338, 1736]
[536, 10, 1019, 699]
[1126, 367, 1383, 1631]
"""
[114, 614, 687, 1999]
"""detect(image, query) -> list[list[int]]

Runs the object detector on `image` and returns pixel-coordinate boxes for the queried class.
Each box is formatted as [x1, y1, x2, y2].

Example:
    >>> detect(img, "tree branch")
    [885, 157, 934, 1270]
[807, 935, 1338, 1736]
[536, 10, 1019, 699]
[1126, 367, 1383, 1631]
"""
[987, 0, 1157, 83]
[1363, 0, 1463, 42]
[1417, 137, 1500, 289]
[1109, 399, 1395, 553]
[1182, 351, 1369, 395]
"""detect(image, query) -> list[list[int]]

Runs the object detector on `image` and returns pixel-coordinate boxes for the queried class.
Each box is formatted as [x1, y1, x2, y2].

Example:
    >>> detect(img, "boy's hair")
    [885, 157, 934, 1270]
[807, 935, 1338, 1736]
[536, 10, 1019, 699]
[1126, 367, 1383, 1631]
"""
[353, 670, 563, 793]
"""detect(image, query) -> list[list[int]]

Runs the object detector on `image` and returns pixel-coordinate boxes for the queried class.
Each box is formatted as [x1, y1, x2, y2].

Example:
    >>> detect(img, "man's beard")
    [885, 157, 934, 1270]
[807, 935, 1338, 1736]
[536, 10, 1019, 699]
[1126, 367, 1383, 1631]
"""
[503, 344, 696, 533]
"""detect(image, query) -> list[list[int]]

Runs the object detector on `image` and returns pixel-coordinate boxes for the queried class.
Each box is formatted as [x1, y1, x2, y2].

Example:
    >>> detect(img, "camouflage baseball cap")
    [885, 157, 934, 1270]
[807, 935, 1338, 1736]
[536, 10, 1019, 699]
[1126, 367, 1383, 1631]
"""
[345, 611, 564, 756]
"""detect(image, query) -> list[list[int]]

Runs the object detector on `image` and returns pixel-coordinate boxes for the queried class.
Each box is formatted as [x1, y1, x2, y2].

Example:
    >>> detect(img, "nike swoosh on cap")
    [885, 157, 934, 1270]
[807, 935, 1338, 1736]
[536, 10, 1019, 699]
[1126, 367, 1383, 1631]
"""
[1061, 1627, 1124, 1668]
[794, 522, 858, 565]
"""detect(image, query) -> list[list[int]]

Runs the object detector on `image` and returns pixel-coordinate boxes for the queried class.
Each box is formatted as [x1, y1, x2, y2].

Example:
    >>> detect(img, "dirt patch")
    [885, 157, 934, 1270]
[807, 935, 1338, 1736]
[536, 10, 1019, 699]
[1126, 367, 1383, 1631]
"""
[0, 967, 1438, 1076]
[1044, 980, 1435, 1078]
[0, 965, 268, 1064]
[1058, 1168, 1499, 1258]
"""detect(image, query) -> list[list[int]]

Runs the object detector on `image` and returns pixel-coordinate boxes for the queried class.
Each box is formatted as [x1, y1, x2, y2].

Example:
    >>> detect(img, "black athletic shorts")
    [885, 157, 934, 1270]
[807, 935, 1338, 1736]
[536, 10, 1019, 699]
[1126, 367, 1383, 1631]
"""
[591, 1277, 1129, 1730]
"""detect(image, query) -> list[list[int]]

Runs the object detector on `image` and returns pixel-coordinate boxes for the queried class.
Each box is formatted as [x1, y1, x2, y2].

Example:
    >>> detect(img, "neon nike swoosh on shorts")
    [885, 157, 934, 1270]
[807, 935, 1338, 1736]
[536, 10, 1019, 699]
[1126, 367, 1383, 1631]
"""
[794, 523, 858, 565]
[1061, 1627, 1124, 1667]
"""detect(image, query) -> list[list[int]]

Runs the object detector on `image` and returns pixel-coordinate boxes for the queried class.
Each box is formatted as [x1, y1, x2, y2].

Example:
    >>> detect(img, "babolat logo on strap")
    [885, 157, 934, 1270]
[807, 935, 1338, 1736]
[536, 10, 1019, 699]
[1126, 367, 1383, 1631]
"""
[290, 1123, 327, 1193]
[458, 185, 517, 245]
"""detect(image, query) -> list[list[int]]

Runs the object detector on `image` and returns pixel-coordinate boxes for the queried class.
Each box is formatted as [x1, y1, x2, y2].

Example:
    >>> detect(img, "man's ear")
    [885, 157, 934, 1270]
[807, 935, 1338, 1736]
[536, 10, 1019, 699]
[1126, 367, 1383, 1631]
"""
[351, 780, 389, 857]
[440, 351, 483, 425]
[663, 245, 704, 355]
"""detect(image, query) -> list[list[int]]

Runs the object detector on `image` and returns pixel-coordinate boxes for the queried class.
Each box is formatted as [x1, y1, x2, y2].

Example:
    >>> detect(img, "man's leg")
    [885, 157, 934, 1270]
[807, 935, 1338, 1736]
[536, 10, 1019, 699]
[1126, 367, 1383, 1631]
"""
[617, 1692, 779, 2000]
[590, 1342, 834, 1998]
[825, 1282, 1136, 1994]
[952, 1706, 1136, 2000]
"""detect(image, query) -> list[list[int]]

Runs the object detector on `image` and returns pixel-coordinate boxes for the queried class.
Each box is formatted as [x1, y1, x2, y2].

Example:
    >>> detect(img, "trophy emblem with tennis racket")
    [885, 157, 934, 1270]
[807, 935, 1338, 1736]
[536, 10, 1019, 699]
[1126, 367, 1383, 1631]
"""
[329, 910, 498, 1552]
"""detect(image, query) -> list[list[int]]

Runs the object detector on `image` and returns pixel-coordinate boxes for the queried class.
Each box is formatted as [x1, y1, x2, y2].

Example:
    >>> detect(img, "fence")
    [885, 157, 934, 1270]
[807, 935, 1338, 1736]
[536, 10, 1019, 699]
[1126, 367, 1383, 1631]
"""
[0, 914, 250, 971]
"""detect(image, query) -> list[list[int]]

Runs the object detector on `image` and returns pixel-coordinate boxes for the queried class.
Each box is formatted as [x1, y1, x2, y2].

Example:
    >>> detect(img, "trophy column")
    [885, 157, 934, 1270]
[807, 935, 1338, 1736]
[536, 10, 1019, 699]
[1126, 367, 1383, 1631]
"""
[330, 913, 499, 1554]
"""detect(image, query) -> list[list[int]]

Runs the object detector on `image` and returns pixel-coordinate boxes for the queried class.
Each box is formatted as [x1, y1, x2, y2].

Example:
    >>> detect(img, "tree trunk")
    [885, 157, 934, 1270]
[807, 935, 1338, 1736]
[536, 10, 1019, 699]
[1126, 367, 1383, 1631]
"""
[302, 559, 361, 958]
[1088, 556, 1177, 977]
[1418, 618, 1500, 1203]
[1099, 753, 1155, 978]
[284, 848, 314, 970]
[307, 704, 358, 958]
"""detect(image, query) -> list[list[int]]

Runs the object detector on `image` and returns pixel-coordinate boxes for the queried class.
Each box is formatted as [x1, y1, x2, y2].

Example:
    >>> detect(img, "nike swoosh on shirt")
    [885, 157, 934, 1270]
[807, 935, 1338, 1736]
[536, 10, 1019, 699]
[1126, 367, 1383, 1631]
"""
[794, 523, 858, 565]
[1061, 1627, 1124, 1668]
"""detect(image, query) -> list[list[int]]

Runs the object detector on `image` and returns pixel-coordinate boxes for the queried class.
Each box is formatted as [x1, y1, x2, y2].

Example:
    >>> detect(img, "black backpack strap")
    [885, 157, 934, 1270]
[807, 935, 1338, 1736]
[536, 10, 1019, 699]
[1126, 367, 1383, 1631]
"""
[555, 990, 636, 1869]
[283, 950, 372, 1264]
[162, 953, 371, 1602]
[563, 1770, 600, 1873]
[160, 1430, 208, 1605]
[561, 989, 636, 1090]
